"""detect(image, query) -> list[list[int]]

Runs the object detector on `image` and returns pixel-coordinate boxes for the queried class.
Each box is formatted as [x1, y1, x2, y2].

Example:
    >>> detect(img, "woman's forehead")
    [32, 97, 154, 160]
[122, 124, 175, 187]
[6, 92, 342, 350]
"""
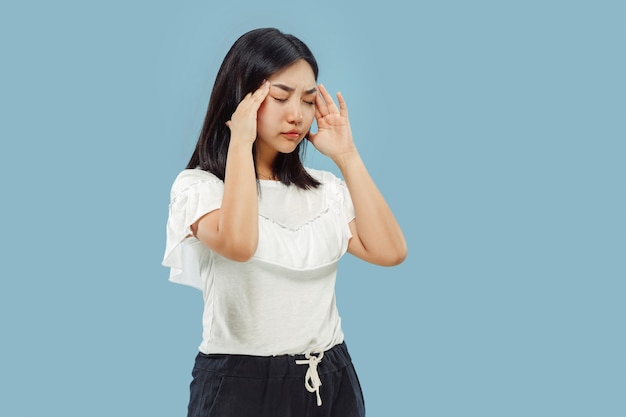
[268, 60, 316, 89]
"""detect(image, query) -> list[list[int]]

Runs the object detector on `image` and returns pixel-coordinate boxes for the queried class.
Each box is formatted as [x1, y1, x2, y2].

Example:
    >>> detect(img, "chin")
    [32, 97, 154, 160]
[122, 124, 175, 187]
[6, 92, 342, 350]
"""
[277, 140, 303, 154]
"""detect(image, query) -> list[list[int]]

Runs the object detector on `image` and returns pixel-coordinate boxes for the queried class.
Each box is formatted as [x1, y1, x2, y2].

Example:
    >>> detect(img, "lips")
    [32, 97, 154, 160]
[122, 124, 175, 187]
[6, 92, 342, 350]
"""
[282, 130, 301, 139]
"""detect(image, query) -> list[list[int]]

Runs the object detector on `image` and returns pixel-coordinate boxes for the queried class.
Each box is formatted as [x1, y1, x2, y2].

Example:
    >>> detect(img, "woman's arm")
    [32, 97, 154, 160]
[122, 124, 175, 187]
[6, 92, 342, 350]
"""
[192, 81, 270, 262]
[337, 151, 407, 266]
[308, 85, 407, 266]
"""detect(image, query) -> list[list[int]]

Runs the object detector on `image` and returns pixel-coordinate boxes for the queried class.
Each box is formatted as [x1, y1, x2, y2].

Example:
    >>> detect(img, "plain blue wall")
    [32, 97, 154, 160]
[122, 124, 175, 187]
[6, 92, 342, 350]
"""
[1, 1, 624, 416]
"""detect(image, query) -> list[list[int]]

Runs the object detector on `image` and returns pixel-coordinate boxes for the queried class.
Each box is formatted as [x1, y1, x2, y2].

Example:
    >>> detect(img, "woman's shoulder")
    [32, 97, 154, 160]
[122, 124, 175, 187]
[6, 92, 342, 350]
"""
[304, 167, 343, 185]
[170, 168, 222, 196]
[303, 167, 352, 208]
[173, 167, 220, 182]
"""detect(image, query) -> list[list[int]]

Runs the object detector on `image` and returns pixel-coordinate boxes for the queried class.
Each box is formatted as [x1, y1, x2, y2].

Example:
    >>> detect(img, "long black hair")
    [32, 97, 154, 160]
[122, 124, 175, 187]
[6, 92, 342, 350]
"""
[187, 28, 321, 189]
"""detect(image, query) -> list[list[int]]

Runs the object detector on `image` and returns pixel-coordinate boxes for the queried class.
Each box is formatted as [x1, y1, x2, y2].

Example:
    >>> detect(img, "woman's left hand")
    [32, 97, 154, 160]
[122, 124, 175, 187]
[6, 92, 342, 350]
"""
[310, 87, 407, 267]
[307, 85, 357, 163]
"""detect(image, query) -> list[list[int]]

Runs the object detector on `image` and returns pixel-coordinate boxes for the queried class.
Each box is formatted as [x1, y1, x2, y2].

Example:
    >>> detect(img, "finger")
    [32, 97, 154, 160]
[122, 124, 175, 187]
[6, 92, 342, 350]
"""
[254, 80, 270, 97]
[239, 81, 269, 105]
[318, 84, 339, 114]
[337, 91, 348, 118]
[315, 92, 326, 120]
[315, 86, 329, 116]
[235, 81, 269, 118]
[248, 80, 270, 107]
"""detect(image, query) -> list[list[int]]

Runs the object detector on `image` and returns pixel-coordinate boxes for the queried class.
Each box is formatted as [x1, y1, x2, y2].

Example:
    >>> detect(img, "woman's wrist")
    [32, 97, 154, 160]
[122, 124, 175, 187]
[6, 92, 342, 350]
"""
[228, 139, 255, 152]
[332, 149, 361, 170]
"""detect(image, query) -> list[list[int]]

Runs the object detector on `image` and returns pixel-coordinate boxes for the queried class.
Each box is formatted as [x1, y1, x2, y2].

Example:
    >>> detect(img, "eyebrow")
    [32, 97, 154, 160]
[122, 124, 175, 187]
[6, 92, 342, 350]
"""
[271, 83, 317, 95]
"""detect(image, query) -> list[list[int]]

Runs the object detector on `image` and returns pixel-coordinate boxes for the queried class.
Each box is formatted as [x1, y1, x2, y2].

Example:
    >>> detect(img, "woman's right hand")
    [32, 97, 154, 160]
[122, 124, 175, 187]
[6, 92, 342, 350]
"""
[225, 80, 270, 145]
[194, 81, 269, 262]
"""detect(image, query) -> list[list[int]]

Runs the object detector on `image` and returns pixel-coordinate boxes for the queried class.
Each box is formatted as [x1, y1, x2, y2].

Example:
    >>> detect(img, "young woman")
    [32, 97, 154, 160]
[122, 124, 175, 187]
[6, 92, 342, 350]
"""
[163, 27, 407, 417]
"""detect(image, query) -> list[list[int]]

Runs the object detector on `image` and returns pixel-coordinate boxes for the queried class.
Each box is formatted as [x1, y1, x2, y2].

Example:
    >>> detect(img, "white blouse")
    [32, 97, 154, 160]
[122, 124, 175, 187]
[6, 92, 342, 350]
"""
[162, 168, 355, 356]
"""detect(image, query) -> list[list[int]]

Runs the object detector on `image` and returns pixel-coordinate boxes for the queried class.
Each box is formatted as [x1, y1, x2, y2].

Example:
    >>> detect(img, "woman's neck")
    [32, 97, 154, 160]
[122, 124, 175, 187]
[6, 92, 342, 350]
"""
[255, 146, 278, 180]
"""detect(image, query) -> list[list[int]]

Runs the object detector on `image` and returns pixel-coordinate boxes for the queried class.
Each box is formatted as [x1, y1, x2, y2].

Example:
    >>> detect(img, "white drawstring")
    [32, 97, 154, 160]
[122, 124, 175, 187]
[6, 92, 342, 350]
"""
[295, 349, 324, 406]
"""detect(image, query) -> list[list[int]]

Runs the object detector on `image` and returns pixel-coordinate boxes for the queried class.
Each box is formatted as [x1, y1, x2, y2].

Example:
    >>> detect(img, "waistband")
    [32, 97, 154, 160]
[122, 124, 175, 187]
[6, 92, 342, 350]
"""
[193, 342, 352, 379]
[194, 342, 352, 407]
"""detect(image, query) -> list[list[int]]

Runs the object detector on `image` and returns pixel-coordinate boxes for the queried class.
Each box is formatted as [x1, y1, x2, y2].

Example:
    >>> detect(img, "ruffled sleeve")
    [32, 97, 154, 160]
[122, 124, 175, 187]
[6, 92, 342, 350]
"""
[162, 169, 224, 289]
[334, 173, 355, 224]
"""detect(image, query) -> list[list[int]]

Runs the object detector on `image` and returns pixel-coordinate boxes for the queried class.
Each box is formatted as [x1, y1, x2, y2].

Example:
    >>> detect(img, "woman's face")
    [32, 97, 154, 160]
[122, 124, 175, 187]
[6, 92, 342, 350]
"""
[255, 59, 317, 160]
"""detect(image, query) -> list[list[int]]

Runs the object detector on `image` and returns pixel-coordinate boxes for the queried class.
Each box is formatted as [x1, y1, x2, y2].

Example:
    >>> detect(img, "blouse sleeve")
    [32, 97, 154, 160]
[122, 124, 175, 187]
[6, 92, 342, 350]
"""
[162, 169, 224, 289]
[336, 176, 355, 224]
[320, 169, 355, 225]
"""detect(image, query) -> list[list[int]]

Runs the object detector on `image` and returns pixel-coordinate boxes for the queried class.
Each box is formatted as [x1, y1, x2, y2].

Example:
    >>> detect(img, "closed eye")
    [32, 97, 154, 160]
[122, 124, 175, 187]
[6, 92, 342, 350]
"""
[273, 97, 288, 103]
[303, 94, 316, 105]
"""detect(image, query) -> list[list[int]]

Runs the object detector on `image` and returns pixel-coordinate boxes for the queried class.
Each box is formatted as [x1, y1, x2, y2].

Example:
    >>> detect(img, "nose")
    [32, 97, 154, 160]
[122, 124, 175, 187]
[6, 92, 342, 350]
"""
[286, 102, 303, 124]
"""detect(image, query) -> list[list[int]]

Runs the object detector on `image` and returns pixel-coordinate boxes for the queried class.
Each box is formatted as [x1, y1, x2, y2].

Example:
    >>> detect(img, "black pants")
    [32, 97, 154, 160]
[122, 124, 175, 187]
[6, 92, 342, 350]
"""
[187, 342, 366, 417]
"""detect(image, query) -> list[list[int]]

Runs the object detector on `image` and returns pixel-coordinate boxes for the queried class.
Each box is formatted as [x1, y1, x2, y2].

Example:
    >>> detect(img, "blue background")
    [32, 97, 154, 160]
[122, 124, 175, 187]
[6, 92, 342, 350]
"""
[1, 1, 625, 416]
